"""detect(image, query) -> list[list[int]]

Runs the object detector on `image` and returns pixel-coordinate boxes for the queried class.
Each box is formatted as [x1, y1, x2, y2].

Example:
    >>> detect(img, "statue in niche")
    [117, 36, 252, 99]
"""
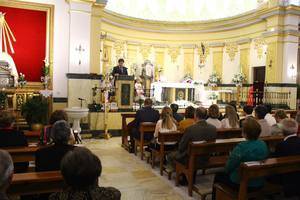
[141, 60, 154, 90]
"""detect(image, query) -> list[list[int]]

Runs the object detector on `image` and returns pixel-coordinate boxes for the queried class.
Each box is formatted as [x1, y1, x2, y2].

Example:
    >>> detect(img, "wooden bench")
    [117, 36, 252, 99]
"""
[150, 131, 183, 178]
[134, 122, 156, 160]
[8, 171, 65, 196]
[217, 128, 242, 139]
[214, 155, 300, 200]
[175, 136, 284, 197]
[121, 113, 136, 150]
[2, 146, 39, 163]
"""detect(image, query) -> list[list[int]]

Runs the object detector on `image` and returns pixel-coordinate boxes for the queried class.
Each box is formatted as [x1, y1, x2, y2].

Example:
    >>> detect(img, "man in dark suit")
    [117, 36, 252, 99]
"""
[112, 58, 128, 77]
[129, 98, 160, 152]
[175, 107, 217, 164]
[273, 118, 300, 197]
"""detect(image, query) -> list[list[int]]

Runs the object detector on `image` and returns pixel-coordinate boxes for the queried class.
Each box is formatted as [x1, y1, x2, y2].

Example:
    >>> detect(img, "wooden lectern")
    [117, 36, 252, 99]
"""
[115, 75, 134, 110]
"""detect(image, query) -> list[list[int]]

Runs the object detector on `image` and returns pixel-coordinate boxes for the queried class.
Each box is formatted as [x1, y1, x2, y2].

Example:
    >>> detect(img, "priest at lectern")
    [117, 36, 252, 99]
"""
[112, 58, 128, 77]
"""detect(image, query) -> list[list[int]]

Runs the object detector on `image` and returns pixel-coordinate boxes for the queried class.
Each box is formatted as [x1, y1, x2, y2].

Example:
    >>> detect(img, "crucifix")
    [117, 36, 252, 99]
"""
[75, 45, 85, 65]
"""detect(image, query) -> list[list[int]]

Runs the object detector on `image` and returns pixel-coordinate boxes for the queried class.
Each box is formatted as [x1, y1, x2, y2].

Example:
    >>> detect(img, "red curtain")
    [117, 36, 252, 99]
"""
[0, 6, 47, 82]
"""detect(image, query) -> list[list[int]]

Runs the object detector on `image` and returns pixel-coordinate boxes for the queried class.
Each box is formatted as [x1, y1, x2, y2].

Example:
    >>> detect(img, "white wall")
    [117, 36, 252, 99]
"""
[222, 49, 240, 84]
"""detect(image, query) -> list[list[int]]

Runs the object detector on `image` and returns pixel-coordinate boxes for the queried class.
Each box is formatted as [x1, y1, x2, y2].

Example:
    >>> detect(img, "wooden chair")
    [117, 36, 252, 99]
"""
[121, 113, 136, 150]
[175, 136, 284, 197]
[8, 171, 65, 196]
[150, 131, 183, 179]
[134, 122, 156, 160]
[214, 155, 300, 200]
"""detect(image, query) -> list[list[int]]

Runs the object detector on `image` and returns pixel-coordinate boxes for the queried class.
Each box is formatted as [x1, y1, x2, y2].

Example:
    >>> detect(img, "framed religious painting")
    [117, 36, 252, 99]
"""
[0, 0, 54, 90]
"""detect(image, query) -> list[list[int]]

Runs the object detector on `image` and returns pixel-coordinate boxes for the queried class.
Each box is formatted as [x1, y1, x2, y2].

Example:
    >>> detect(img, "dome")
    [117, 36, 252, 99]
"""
[104, 0, 266, 22]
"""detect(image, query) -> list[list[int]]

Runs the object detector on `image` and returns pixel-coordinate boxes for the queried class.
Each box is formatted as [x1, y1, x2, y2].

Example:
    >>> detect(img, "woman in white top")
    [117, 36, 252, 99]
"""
[206, 104, 222, 129]
[152, 106, 177, 148]
[221, 105, 239, 128]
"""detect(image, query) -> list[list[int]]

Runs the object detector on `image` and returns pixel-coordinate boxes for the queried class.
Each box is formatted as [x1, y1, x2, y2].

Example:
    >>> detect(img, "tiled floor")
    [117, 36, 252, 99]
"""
[83, 137, 213, 200]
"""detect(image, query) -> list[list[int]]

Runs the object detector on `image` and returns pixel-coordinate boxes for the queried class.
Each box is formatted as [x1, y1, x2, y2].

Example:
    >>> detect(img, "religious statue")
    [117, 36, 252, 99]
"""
[0, 12, 18, 87]
[134, 77, 145, 101]
[141, 60, 154, 91]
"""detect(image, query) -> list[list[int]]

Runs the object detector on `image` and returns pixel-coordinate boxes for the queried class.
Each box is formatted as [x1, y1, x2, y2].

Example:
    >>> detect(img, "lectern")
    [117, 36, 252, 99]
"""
[115, 75, 134, 110]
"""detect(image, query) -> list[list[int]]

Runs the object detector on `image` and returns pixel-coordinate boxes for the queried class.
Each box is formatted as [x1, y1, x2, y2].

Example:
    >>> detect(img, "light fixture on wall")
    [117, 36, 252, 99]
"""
[288, 64, 297, 79]
[75, 45, 85, 65]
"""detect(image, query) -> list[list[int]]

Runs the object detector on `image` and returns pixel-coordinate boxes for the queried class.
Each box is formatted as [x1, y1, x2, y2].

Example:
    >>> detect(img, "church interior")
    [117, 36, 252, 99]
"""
[0, 0, 300, 199]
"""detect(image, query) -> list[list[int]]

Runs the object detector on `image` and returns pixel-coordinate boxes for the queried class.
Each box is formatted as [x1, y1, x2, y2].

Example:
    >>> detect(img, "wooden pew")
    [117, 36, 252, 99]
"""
[8, 171, 65, 196]
[134, 122, 156, 160]
[150, 131, 183, 179]
[175, 136, 284, 197]
[214, 155, 300, 200]
[121, 113, 136, 150]
[2, 146, 39, 163]
[217, 128, 242, 139]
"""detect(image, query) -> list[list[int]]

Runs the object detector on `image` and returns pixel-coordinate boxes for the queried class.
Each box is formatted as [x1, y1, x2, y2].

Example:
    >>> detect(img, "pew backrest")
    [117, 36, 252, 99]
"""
[217, 128, 242, 139]
[2, 146, 39, 163]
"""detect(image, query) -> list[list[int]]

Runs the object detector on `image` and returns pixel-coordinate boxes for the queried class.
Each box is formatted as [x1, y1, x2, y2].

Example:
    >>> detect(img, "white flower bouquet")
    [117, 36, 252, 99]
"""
[207, 73, 221, 87]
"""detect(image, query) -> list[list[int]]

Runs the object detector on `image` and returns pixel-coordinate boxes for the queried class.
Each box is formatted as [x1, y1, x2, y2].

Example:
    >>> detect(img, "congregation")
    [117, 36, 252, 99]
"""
[0, 100, 300, 199]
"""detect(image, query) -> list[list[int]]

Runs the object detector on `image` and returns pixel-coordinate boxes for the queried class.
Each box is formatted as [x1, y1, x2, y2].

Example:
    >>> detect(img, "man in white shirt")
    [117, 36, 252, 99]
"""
[264, 104, 276, 126]
[255, 105, 271, 137]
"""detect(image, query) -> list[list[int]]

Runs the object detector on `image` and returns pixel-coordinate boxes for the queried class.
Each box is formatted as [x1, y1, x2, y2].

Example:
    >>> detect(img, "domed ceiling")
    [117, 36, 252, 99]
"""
[104, 0, 266, 22]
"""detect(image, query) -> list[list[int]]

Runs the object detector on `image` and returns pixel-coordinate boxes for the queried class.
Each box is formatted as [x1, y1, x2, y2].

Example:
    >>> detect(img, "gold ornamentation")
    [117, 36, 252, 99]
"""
[253, 38, 266, 59]
[114, 40, 125, 57]
[225, 43, 238, 61]
[168, 47, 180, 63]
[140, 45, 151, 60]
[198, 43, 209, 65]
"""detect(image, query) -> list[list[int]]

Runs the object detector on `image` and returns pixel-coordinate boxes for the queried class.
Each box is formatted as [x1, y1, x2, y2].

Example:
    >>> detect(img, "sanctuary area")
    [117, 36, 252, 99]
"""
[0, 0, 300, 200]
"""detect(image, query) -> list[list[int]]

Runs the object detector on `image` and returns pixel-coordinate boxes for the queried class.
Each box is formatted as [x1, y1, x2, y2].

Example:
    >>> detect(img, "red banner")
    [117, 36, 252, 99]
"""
[0, 6, 47, 82]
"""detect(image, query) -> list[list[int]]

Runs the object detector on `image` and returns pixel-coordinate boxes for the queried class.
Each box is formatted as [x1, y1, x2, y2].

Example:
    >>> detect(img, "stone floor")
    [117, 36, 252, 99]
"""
[83, 137, 214, 200]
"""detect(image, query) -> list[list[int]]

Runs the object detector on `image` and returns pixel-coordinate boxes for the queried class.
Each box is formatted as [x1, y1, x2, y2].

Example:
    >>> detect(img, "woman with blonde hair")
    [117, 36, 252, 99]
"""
[221, 105, 239, 128]
[150, 106, 178, 150]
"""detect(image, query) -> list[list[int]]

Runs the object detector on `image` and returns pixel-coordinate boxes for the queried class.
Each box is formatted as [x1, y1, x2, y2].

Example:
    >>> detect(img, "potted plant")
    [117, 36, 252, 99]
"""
[21, 96, 48, 131]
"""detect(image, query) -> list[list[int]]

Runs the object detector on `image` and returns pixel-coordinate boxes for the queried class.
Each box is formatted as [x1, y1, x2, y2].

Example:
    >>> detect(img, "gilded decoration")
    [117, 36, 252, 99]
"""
[198, 43, 209, 66]
[140, 45, 151, 60]
[225, 43, 238, 61]
[168, 47, 180, 63]
[253, 38, 266, 59]
[114, 40, 125, 57]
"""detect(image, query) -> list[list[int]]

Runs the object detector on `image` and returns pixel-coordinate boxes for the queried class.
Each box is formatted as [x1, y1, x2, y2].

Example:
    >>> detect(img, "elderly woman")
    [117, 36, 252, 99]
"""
[49, 147, 121, 200]
[270, 109, 287, 135]
[212, 118, 269, 200]
[0, 150, 14, 200]
[35, 120, 75, 172]
[273, 118, 300, 197]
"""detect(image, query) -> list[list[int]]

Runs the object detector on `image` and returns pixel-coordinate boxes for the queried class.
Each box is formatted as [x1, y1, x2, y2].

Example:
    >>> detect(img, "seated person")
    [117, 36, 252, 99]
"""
[35, 120, 75, 172]
[296, 111, 300, 135]
[49, 147, 121, 200]
[212, 118, 269, 200]
[239, 105, 253, 127]
[0, 150, 14, 200]
[150, 106, 177, 150]
[0, 111, 28, 147]
[221, 105, 239, 128]
[272, 118, 300, 197]
[264, 104, 276, 126]
[271, 109, 287, 135]
[130, 98, 160, 150]
[41, 110, 69, 144]
[254, 105, 271, 137]
[178, 106, 195, 132]
[0, 111, 28, 172]
[206, 104, 222, 129]
[175, 107, 217, 165]
[170, 103, 183, 123]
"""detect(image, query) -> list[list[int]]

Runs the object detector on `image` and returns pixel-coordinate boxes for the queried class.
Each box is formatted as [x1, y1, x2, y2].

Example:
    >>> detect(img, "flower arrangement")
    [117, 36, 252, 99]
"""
[41, 59, 51, 89]
[207, 72, 221, 87]
[232, 72, 246, 86]
[208, 92, 218, 100]
[18, 73, 27, 88]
